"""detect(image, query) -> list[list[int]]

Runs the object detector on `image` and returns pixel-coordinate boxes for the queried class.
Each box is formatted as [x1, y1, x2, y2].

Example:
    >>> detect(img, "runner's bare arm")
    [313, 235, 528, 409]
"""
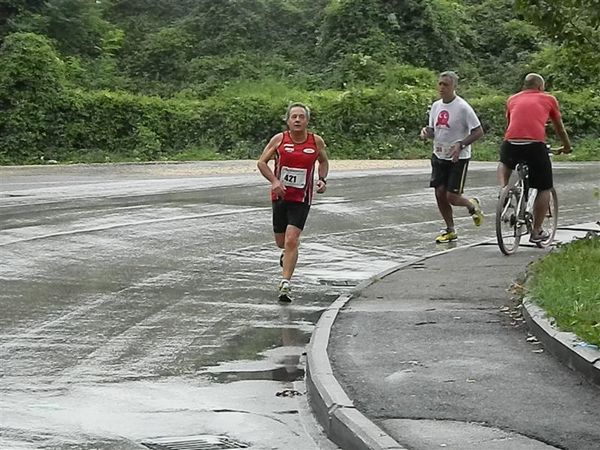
[257, 133, 286, 197]
[315, 135, 328, 193]
[459, 125, 484, 147]
[257, 133, 283, 181]
[449, 125, 484, 162]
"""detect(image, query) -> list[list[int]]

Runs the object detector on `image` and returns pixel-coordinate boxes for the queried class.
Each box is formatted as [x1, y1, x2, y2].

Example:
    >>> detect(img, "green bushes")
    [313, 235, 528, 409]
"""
[1, 82, 598, 165]
[308, 87, 431, 158]
[557, 91, 600, 138]
[469, 94, 507, 136]
[0, 33, 68, 164]
[0, 34, 597, 164]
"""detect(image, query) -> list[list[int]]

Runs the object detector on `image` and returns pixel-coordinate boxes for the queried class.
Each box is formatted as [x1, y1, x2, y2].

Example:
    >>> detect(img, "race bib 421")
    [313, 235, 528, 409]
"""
[280, 167, 307, 188]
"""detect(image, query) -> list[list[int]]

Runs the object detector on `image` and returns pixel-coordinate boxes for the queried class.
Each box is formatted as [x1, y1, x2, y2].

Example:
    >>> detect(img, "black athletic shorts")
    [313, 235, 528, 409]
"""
[272, 199, 310, 233]
[499, 141, 553, 190]
[429, 155, 470, 194]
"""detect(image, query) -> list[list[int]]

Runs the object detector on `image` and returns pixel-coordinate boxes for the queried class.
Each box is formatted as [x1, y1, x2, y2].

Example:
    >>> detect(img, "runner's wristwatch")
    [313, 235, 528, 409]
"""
[318, 176, 327, 184]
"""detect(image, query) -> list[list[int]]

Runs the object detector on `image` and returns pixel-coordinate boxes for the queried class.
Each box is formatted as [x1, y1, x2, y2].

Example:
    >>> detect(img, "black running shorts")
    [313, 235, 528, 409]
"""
[500, 141, 553, 190]
[429, 155, 470, 194]
[272, 199, 311, 233]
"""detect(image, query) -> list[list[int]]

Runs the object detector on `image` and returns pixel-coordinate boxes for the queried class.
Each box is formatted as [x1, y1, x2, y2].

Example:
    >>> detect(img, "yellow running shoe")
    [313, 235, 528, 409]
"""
[435, 229, 458, 243]
[469, 197, 484, 226]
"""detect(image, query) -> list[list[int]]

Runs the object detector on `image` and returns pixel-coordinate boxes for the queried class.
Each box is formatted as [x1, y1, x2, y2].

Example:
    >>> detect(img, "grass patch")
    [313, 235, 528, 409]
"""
[527, 236, 600, 347]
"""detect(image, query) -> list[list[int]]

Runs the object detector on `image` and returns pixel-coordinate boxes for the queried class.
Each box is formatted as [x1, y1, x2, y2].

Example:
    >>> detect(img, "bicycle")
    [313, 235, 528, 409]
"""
[495, 148, 561, 255]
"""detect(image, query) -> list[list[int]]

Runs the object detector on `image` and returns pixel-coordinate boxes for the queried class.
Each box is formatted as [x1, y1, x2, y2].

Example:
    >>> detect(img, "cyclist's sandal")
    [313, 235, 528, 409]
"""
[529, 229, 550, 243]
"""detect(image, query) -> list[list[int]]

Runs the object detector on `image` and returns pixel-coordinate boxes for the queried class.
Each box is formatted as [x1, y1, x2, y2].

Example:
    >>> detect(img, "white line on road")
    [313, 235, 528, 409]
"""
[0, 207, 270, 247]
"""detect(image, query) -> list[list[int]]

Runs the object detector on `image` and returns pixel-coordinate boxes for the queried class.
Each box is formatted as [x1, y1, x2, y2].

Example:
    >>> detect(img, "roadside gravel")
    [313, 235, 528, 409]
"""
[1, 159, 431, 177]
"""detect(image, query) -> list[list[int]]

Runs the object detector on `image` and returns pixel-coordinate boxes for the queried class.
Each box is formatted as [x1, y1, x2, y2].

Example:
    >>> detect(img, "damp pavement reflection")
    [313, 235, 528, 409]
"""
[1, 161, 598, 449]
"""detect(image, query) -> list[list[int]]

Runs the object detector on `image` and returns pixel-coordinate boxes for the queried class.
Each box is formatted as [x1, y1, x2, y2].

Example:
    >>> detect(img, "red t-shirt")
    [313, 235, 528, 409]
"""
[504, 90, 561, 142]
[272, 131, 320, 204]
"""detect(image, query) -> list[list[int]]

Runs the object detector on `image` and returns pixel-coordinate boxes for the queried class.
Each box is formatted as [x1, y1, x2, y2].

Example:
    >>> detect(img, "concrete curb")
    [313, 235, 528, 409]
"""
[306, 242, 484, 450]
[522, 298, 600, 387]
[306, 225, 600, 448]
[305, 293, 405, 450]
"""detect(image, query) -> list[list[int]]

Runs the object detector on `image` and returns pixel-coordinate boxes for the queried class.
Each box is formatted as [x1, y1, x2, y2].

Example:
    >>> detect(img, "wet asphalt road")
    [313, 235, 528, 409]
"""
[0, 161, 598, 449]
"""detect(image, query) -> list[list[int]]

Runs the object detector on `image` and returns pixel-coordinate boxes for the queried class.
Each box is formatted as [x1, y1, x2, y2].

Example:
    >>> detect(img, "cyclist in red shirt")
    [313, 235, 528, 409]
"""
[257, 103, 329, 302]
[497, 73, 572, 242]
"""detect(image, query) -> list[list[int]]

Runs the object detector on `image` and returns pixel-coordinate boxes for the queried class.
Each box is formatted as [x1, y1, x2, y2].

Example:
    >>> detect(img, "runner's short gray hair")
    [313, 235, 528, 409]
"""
[285, 102, 311, 121]
[439, 71, 459, 87]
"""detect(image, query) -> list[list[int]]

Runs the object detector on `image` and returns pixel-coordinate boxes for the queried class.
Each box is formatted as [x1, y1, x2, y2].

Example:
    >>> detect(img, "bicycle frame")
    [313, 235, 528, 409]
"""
[496, 157, 559, 255]
[517, 163, 537, 236]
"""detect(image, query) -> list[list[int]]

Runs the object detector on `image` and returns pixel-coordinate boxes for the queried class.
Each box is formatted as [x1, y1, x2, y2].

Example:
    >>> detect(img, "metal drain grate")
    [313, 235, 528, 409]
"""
[141, 435, 250, 450]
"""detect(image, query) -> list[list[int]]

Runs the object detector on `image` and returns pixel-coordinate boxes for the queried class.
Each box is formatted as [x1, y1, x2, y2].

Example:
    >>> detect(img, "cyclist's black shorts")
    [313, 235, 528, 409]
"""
[429, 155, 470, 194]
[500, 141, 553, 190]
[272, 199, 310, 233]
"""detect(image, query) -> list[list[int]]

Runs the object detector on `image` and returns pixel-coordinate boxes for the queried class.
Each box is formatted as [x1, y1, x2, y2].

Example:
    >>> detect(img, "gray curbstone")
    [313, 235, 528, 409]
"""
[306, 291, 403, 448]
[306, 243, 485, 449]
[330, 407, 406, 450]
[522, 298, 600, 387]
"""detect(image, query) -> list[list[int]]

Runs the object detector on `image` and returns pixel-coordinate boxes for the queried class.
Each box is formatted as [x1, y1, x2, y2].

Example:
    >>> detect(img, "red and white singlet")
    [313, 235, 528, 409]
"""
[271, 131, 320, 204]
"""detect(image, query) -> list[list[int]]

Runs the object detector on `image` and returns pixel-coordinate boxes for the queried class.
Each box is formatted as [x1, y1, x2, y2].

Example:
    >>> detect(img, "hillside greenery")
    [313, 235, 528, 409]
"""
[0, 0, 598, 164]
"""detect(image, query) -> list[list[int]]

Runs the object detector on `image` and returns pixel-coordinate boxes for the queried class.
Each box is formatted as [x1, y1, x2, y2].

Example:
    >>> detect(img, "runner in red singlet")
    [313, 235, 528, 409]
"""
[257, 103, 329, 302]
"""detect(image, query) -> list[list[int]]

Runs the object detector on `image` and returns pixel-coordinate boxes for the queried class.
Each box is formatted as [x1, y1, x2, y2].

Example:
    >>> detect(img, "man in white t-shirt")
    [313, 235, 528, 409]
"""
[420, 71, 485, 243]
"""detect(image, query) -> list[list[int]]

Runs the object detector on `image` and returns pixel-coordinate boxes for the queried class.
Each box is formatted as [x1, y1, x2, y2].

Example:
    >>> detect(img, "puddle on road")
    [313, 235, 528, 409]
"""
[201, 341, 308, 384]
[295, 242, 413, 288]
[1, 377, 321, 450]
[206, 364, 305, 383]
[1, 306, 321, 449]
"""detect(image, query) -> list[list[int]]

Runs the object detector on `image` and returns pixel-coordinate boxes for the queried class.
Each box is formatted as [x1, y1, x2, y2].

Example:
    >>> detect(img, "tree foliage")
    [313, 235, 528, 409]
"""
[317, 0, 475, 73]
[0, 31, 64, 98]
[0, 0, 597, 164]
[2, 0, 119, 57]
[516, 0, 600, 52]
[0, 32, 67, 163]
[515, 0, 600, 89]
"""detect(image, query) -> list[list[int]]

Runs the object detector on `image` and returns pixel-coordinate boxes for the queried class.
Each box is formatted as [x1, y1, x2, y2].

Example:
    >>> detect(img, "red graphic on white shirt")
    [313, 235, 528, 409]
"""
[436, 110, 450, 128]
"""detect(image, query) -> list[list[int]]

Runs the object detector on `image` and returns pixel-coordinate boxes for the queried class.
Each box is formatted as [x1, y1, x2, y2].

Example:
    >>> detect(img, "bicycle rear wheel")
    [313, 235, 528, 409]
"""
[536, 187, 558, 248]
[496, 184, 522, 255]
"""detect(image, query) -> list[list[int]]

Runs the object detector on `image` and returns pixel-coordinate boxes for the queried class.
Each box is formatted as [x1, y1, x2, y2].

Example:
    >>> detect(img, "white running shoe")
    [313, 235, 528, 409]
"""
[278, 279, 292, 303]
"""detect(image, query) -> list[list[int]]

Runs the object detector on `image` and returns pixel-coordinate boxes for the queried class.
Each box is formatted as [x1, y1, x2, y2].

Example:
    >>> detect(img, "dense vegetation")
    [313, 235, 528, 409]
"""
[0, 0, 598, 164]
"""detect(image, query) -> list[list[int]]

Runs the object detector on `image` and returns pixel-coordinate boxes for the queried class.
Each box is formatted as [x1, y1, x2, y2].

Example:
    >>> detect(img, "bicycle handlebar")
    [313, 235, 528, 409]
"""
[548, 145, 572, 155]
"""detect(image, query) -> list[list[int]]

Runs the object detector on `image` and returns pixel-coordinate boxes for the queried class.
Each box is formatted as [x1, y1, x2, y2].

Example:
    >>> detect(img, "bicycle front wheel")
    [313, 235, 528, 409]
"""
[536, 187, 558, 248]
[496, 184, 522, 255]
